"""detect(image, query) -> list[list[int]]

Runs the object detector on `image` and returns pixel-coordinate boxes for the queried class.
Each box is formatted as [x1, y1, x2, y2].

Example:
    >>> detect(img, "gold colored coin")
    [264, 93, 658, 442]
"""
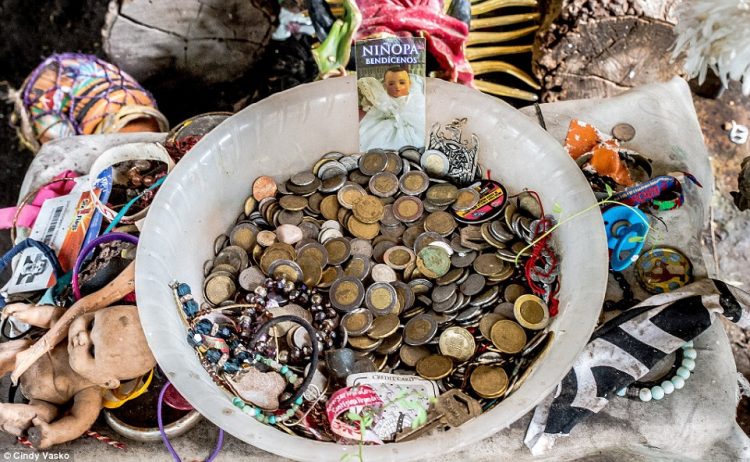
[353, 195, 385, 224]
[452, 188, 480, 211]
[400, 171, 429, 195]
[324, 237, 350, 266]
[271, 262, 302, 282]
[341, 308, 373, 336]
[490, 320, 527, 354]
[279, 195, 308, 212]
[369, 172, 399, 197]
[368, 314, 400, 339]
[359, 151, 388, 175]
[348, 216, 380, 239]
[416, 355, 454, 380]
[331, 278, 364, 310]
[338, 184, 366, 209]
[438, 327, 476, 362]
[348, 335, 383, 351]
[399, 344, 431, 367]
[514, 294, 550, 330]
[259, 243, 295, 273]
[470, 365, 508, 399]
[376, 331, 403, 355]
[426, 183, 458, 206]
[297, 254, 323, 287]
[256, 230, 277, 247]
[383, 246, 415, 270]
[320, 195, 340, 220]
[392, 196, 423, 222]
[318, 266, 340, 288]
[473, 253, 504, 276]
[297, 242, 328, 267]
[204, 274, 236, 305]
[479, 313, 506, 340]
[243, 196, 257, 216]
[424, 211, 457, 237]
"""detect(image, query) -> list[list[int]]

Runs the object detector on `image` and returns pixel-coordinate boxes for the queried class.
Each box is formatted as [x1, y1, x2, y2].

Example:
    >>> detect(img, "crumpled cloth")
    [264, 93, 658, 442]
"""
[525, 278, 750, 453]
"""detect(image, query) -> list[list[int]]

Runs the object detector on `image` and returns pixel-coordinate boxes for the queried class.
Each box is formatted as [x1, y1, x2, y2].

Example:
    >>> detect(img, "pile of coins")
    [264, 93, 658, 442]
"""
[201, 146, 559, 435]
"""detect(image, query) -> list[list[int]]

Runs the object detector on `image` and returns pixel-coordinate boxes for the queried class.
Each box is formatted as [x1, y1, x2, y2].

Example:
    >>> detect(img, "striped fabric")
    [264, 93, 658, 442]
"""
[524, 279, 750, 452]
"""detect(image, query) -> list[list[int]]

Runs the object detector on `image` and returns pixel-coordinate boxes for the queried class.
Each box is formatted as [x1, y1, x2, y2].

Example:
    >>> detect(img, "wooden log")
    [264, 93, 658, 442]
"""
[102, 0, 277, 84]
[533, 0, 684, 102]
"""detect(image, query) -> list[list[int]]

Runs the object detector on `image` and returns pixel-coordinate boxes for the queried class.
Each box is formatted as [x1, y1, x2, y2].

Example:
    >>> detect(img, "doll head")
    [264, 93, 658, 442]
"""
[67, 305, 155, 389]
[384, 67, 411, 98]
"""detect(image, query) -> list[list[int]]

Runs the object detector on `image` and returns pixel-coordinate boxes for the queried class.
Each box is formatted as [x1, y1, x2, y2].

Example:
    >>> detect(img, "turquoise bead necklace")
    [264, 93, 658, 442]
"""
[616, 341, 697, 402]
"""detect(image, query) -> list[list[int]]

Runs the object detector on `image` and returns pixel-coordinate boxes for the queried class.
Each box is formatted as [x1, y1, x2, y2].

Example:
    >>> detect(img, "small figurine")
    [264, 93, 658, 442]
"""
[0, 303, 155, 448]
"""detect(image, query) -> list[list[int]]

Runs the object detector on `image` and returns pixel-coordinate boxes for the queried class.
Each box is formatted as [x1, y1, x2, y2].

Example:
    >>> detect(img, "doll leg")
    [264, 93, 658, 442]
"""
[0, 339, 32, 376]
[0, 400, 57, 437]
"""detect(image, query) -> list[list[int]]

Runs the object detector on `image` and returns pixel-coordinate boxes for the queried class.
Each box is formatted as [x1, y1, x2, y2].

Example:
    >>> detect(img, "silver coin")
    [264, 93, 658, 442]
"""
[432, 292, 458, 313]
[432, 283, 457, 304]
[238, 266, 266, 291]
[318, 161, 348, 180]
[470, 285, 500, 306]
[291, 171, 316, 186]
[460, 273, 486, 297]
[451, 251, 477, 268]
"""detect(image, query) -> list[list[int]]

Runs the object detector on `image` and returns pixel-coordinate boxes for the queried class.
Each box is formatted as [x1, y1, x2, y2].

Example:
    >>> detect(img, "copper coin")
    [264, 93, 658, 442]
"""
[252, 176, 277, 201]
[279, 195, 308, 212]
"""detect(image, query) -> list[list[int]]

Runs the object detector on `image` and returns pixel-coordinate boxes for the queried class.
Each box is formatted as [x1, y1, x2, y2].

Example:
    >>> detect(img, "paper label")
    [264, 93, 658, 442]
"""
[7, 176, 103, 294]
[355, 37, 427, 152]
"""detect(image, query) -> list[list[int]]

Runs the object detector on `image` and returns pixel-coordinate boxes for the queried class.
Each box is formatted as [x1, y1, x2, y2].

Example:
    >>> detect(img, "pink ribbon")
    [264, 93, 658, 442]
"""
[0, 170, 79, 230]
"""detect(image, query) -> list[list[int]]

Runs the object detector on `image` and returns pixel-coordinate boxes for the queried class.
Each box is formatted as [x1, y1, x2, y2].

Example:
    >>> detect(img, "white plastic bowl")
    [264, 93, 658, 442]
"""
[136, 77, 608, 461]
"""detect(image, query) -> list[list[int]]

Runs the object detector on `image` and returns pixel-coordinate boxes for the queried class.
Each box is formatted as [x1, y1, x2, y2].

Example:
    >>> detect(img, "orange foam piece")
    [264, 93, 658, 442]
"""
[590, 142, 634, 186]
[564, 119, 600, 160]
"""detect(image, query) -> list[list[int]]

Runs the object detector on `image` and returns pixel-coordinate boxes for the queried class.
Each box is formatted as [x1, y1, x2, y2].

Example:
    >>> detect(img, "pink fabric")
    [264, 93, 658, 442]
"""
[0, 170, 79, 229]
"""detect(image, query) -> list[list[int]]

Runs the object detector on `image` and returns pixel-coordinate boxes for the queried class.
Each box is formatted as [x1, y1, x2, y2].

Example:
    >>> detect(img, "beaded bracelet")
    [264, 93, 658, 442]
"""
[616, 341, 697, 402]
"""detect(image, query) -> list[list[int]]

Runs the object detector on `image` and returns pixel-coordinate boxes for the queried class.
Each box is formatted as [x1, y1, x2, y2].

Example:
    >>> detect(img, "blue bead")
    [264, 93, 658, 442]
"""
[671, 376, 685, 389]
[177, 283, 191, 297]
[223, 361, 240, 374]
[195, 319, 213, 335]
[615, 388, 627, 397]
[268, 416, 277, 425]
[676, 367, 690, 379]
[295, 397, 303, 405]
[651, 386, 665, 400]
[638, 388, 652, 402]
[681, 358, 696, 371]
[683, 348, 697, 360]
[183, 299, 199, 317]
[232, 397, 243, 408]
[205, 349, 222, 363]
[281, 366, 289, 374]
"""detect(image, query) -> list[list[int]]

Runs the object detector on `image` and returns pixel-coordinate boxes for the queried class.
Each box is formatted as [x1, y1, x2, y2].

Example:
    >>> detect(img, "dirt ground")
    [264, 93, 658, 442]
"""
[1, 0, 749, 452]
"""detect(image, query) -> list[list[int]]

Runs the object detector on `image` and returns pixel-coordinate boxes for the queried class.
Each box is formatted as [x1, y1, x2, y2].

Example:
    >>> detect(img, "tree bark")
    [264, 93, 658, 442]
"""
[533, 0, 684, 102]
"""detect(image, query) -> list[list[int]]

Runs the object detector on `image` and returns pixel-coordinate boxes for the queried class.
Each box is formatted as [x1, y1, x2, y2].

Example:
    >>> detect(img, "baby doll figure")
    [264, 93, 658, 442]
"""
[0, 304, 155, 448]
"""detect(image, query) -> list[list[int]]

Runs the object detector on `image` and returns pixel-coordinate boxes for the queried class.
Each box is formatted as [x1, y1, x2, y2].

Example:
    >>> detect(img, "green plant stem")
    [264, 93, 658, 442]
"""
[512, 199, 652, 266]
